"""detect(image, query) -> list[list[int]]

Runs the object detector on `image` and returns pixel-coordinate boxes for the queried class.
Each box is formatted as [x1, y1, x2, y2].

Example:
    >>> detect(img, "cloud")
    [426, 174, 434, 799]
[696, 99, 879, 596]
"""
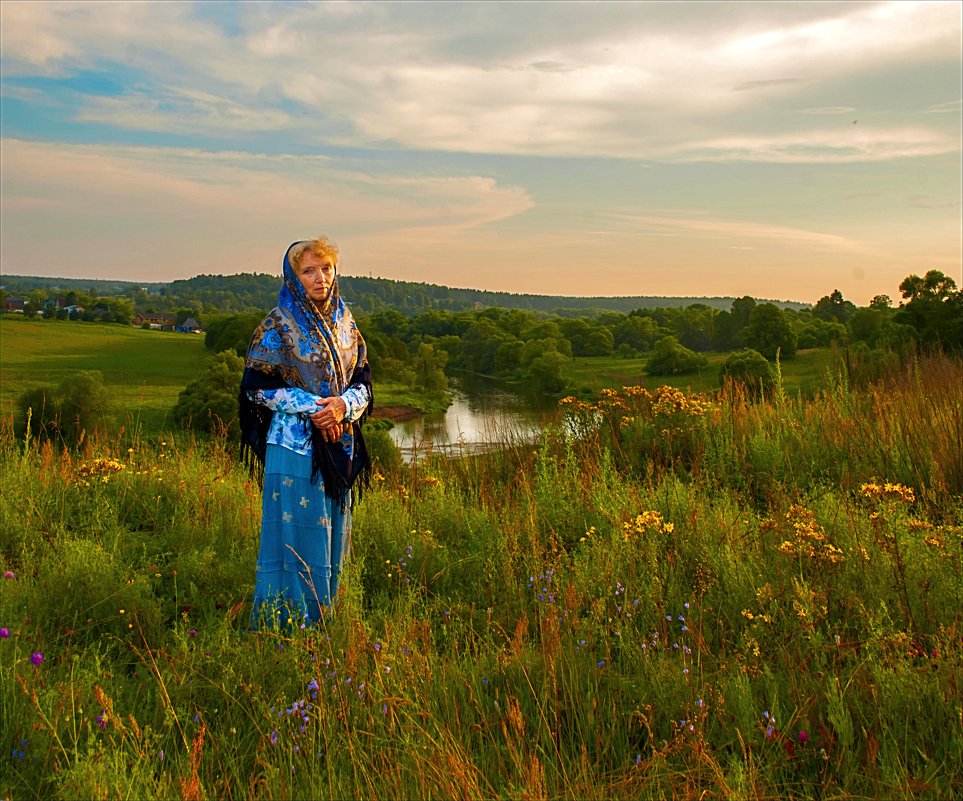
[798, 106, 857, 115]
[608, 211, 873, 254]
[76, 87, 294, 134]
[924, 99, 963, 114]
[0, 138, 534, 275]
[2, 1, 959, 161]
[659, 127, 958, 164]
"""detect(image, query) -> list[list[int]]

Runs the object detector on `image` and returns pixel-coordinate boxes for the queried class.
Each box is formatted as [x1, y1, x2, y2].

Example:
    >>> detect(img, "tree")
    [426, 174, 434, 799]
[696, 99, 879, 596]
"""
[172, 350, 245, 435]
[813, 289, 856, 324]
[645, 336, 709, 376]
[527, 349, 569, 394]
[411, 343, 448, 393]
[614, 315, 663, 353]
[719, 349, 776, 398]
[743, 304, 797, 360]
[895, 270, 962, 351]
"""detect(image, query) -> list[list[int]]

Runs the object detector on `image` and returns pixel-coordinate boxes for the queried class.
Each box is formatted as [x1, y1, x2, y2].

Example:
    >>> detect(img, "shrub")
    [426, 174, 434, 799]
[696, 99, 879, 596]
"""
[172, 350, 245, 435]
[719, 349, 777, 398]
[645, 336, 709, 376]
[15, 370, 111, 447]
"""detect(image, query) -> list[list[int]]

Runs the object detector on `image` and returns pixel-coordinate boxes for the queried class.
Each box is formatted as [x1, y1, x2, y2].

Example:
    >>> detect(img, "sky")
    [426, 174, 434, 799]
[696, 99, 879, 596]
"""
[1, 1, 960, 305]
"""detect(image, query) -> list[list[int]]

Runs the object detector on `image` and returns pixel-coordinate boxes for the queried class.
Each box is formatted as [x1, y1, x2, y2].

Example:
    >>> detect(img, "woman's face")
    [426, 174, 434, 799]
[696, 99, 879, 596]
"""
[296, 251, 336, 304]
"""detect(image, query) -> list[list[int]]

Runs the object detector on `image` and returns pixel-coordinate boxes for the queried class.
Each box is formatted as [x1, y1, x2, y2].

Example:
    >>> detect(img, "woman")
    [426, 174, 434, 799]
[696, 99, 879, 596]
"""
[239, 236, 372, 628]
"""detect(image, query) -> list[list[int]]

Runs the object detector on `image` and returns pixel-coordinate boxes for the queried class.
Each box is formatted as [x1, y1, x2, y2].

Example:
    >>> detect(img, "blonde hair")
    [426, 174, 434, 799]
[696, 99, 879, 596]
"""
[289, 235, 339, 272]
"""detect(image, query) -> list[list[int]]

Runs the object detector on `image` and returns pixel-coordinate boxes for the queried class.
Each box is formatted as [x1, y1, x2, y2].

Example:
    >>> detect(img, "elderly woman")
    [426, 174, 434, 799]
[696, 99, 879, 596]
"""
[239, 236, 371, 628]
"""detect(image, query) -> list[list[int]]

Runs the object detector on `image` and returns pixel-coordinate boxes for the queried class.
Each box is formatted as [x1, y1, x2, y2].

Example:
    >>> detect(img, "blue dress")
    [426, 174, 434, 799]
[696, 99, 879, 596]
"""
[247, 385, 370, 627]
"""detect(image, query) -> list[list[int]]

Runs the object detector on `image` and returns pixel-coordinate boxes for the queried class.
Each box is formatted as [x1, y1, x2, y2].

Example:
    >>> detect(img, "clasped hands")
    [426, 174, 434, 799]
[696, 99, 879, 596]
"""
[309, 396, 348, 444]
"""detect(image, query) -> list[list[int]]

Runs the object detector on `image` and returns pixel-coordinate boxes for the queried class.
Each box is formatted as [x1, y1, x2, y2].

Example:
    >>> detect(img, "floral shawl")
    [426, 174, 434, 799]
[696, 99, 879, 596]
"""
[238, 240, 372, 499]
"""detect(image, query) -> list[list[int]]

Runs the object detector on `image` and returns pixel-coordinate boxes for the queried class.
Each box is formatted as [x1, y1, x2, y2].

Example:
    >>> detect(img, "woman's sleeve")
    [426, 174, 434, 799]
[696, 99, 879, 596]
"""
[341, 383, 371, 423]
[246, 387, 322, 414]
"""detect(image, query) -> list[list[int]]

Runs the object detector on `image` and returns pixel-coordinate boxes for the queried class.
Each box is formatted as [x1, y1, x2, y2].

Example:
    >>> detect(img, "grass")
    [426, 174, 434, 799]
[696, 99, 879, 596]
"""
[0, 317, 207, 435]
[0, 351, 960, 799]
[565, 348, 834, 397]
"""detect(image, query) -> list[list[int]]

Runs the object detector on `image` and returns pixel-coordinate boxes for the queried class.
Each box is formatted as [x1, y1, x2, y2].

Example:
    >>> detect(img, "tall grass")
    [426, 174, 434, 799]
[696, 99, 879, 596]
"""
[1, 355, 961, 799]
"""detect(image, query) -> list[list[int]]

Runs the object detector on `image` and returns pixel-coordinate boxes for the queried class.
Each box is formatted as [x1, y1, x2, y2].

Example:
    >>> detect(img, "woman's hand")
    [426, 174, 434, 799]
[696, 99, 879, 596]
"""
[319, 423, 344, 443]
[310, 396, 347, 430]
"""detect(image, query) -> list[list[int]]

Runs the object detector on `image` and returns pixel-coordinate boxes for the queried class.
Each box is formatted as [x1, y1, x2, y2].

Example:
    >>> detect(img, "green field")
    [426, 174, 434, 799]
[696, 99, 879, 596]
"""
[0, 317, 208, 434]
[565, 348, 835, 396]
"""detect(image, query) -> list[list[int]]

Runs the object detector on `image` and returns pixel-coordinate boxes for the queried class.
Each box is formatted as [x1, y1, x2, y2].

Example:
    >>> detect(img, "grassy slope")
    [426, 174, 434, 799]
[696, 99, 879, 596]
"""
[0, 317, 207, 433]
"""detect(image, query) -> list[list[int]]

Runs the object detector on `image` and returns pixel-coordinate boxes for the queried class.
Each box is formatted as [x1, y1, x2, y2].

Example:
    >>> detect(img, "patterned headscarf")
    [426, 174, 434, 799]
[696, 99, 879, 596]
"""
[239, 240, 372, 498]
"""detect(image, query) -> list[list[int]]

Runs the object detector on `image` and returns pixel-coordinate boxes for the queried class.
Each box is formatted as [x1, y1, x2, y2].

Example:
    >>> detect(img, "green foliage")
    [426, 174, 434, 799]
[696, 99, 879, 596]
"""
[645, 335, 709, 376]
[172, 350, 245, 435]
[15, 370, 111, 447]
[719, 349, 777, 397]
[895, 270, 962, 352]
[203, 312, 263, 356]
[744, 303, 798, 360]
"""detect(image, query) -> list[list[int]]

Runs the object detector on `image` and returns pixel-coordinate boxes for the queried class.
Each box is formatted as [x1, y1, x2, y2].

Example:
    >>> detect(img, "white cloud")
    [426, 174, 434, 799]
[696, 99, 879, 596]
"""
[608, 211, 873, 254]
[2, 1, 958, 161]
[0, 138, 533, 276]
[798, 107, 857, 115]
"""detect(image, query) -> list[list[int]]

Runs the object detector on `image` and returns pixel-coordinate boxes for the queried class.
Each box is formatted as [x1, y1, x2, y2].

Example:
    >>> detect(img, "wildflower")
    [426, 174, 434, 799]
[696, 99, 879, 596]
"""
[30, 651, 43, 666]
[697, 698, 703, 708]
[158, 750, 165, 761]
[307, 678, 319, 692]
[482, 678, 489, 685]
[0, 628, 9, 639]
[3, 571, 13, 580]
[382, 704, 388, 714]
[373, 643, 382, 652]
[188, 629, 197, 638]
[684, 601, 690, 609]
[798, 730, 809, 743]
[97, 712, 107, 729]
[270, 730, 278, 746]
[681, 625, 688, 632]
[635, 753, 642, 766]
[597, 660, 605, 668]
[384, 666, 391, 674]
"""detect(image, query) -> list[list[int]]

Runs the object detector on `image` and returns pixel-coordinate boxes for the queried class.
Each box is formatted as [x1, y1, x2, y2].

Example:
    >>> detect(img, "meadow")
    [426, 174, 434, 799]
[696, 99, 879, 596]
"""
[564, 349, 835, 397]
[1, 341, 960, 799]
[0, 317, 207, 436]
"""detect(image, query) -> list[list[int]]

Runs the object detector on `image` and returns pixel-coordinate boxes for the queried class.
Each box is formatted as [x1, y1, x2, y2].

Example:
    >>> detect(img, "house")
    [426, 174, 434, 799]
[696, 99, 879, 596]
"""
[132, 313, 176, 331]
[3, 295, 26, 312]
[177, 317, 203, 334]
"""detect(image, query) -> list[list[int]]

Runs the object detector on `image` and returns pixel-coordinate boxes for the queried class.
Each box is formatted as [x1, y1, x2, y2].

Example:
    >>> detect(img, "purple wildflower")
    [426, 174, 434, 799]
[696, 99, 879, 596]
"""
[30, 651, 43, 666]
[97, 712, 107, 729]
[188, 629, 197, 638]
[270, 729, 278, 745]
[0, 628, 9, 639]
[798, 730, 809, 743]
[3, 571, 13, 580]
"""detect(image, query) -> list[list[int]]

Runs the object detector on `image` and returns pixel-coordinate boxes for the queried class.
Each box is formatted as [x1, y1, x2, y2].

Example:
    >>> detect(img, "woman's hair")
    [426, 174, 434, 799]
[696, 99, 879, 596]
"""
[289, 235, 339, 272]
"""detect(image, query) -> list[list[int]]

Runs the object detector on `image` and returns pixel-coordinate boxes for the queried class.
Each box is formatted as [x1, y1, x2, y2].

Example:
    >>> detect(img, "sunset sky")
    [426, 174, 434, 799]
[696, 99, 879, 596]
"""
[1, 0, 960, 305]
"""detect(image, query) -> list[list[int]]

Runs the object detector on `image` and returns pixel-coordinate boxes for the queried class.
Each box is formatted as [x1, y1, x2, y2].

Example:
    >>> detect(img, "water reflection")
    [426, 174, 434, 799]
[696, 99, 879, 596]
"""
[387, 382, 551, 460]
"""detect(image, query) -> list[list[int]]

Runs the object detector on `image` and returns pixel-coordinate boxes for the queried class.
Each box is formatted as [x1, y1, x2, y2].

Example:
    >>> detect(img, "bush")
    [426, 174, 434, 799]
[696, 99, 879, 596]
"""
[719, 349, 777, 398]
[645, 336, 709, 376]
[364, 418, 403, 474]
[15, 370, 111, 447]
[172, 350, 245, 435]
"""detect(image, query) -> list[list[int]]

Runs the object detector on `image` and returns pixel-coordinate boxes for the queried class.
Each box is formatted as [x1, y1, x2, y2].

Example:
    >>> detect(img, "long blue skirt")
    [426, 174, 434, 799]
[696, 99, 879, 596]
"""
[250, 444, 351, 629]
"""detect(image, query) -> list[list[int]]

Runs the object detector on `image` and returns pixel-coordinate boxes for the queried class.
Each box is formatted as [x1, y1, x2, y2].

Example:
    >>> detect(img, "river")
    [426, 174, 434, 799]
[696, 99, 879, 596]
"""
[386, 379, 555, 461]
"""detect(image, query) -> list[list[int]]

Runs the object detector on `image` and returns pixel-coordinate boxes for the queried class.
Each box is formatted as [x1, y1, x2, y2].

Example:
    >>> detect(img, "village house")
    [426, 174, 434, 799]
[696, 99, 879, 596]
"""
[3, 295, 26, 312]
[132, 312, 176, 331]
